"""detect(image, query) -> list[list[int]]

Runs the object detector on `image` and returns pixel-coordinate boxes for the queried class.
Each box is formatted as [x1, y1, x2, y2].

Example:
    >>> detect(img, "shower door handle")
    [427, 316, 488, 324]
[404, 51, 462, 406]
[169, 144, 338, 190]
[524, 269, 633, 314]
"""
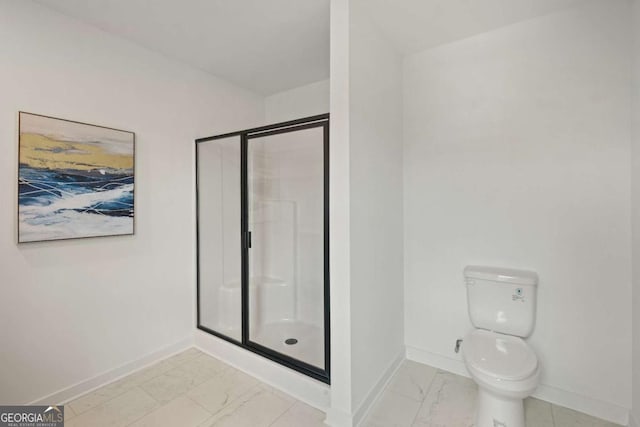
[243, 231, 252, 249]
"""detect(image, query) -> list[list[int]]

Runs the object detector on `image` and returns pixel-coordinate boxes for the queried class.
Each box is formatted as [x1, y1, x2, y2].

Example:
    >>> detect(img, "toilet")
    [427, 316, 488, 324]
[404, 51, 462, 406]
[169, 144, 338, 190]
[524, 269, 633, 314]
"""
[462, 265, 540, 427]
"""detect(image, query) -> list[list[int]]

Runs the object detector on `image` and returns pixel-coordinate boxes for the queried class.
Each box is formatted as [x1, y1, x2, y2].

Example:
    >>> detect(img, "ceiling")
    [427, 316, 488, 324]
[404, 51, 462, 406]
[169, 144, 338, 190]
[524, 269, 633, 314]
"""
[35, 0, 330, 95]
[357, 0, 590, 54]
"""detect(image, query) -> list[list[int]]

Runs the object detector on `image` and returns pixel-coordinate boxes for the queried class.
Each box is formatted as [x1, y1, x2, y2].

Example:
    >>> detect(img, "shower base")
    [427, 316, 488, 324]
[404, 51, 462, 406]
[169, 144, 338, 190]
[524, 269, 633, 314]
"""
[252, 320, 324, 369]
[206, 319, 324, 370]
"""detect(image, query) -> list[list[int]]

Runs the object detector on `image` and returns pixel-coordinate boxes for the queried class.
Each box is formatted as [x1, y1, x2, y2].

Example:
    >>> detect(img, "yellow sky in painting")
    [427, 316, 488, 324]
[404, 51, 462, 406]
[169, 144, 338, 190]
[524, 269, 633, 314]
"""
[19, 113, 134, 173]
[20, 133, 133, 172]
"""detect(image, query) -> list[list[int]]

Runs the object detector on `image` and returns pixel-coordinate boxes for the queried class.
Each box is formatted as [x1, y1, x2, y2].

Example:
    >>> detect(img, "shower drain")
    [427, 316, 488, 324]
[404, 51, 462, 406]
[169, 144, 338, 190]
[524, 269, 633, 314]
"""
[284, 338, 298, 345]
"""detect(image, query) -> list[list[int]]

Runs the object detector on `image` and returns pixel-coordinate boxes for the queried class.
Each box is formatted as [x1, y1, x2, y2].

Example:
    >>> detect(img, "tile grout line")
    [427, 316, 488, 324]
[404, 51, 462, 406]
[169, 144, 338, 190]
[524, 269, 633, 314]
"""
[549, 403, 556, 427]
[206, 386, 264, 425]
[185, 367, 256, 421]
[267, 402, 296, 426]
[262, 385, 298, 426]
[68, 383, 132, 416]
[184, 393, 217, 417]
[409, 369, 441, 426]
[137, 352, 229, 402]
[423, 374, 450, 426]
[123, 395, 164, 427]
[119, 387, 161, 427]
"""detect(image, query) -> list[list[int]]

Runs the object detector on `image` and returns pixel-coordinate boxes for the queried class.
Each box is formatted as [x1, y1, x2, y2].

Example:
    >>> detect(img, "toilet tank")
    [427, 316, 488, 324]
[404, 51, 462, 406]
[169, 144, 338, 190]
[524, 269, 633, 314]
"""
[464, 265, 538, 338]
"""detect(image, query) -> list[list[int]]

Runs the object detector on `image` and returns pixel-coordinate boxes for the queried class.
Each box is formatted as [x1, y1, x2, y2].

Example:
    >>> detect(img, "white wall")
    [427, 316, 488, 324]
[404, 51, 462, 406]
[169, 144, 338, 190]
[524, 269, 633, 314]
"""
[348, 3, 405, 420]
[326, 3, 405, 423]
[0, 0, 263, 405]
[403, 1, 632, 423]
[265, 79, 329, 123]
[632, 0, 640, 425]
[325, 0, 354, 424]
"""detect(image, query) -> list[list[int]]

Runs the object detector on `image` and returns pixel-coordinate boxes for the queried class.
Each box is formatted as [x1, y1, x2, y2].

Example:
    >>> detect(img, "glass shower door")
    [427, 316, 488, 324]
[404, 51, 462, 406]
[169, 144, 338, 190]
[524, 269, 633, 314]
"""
[196, 114, 330, 383]
[246, 123, 327, 372]
[197, 136, 242, 342]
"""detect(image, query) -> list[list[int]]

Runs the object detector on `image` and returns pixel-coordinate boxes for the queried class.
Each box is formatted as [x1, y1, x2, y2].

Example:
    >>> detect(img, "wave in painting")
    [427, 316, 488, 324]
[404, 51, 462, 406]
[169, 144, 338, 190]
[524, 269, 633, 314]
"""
[18, 167, 134, 242]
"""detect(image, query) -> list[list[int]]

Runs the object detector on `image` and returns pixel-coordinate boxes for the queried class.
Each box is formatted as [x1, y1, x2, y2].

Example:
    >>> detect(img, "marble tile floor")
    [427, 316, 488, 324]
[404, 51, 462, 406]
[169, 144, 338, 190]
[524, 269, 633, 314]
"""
[60, 348, 621, 427]
[62, 348, 325, 427]
[362, 360, 622, 427]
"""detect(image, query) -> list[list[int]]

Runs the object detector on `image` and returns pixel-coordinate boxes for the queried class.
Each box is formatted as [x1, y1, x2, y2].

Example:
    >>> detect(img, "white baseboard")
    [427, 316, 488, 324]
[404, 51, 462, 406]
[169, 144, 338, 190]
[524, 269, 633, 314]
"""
[406, 345, 468, 378]
[29, 336, 194, 405]
[194, 329, 330, 412]
[323, 348, 405, 427]
[534, 382, 628, 426]
[629, 412, 639, 427]
[406, 345, 630, 427]
[324, 408, 354, 427]
[352, 349, 405, 427]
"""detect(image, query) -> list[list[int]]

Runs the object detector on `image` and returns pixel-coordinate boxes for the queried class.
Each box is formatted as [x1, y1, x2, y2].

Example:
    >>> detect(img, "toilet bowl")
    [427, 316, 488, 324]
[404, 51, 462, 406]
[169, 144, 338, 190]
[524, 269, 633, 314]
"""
[462, 265, 540, 427]
[463, 329, 539, 427]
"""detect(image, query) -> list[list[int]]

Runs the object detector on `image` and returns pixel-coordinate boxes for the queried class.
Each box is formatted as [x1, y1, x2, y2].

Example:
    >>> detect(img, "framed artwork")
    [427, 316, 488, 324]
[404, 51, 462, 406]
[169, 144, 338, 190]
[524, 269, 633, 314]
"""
[18, 112, 135, 243]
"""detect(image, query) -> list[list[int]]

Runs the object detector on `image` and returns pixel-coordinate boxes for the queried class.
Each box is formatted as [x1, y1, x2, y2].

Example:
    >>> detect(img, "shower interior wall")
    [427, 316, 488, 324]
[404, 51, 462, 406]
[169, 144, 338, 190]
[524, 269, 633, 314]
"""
[259, 80, 329, 333]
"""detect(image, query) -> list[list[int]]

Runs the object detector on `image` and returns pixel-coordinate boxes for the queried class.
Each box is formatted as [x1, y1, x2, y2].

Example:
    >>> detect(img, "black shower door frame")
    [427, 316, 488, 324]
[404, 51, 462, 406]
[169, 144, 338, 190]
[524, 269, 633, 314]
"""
[195, 113, 330, 384]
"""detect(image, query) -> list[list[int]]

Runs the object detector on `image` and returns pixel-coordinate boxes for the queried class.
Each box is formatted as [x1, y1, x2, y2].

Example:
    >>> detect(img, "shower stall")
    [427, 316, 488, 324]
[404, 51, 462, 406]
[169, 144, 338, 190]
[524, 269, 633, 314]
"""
[196, 114, 329, 383]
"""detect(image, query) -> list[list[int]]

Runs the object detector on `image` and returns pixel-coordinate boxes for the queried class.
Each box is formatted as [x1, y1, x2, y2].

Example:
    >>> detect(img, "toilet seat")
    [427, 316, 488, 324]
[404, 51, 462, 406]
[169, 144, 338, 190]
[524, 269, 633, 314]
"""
[463, 329, 537, 381]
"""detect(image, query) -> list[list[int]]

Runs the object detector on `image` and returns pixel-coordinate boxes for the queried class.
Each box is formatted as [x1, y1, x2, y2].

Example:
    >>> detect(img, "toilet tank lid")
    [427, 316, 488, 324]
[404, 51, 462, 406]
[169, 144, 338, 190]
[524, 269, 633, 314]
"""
[464, 265, 538, 286]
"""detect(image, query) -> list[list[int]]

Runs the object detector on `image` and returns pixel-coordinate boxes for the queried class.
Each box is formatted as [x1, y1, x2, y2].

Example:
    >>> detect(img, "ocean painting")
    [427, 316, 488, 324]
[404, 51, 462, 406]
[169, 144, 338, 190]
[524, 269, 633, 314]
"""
[18, 112, 135, 243]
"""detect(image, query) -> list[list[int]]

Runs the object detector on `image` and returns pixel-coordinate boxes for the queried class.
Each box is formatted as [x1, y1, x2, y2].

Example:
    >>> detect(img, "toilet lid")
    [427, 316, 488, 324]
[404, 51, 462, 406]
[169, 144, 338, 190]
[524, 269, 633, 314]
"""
[463, 329, 538, 381]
